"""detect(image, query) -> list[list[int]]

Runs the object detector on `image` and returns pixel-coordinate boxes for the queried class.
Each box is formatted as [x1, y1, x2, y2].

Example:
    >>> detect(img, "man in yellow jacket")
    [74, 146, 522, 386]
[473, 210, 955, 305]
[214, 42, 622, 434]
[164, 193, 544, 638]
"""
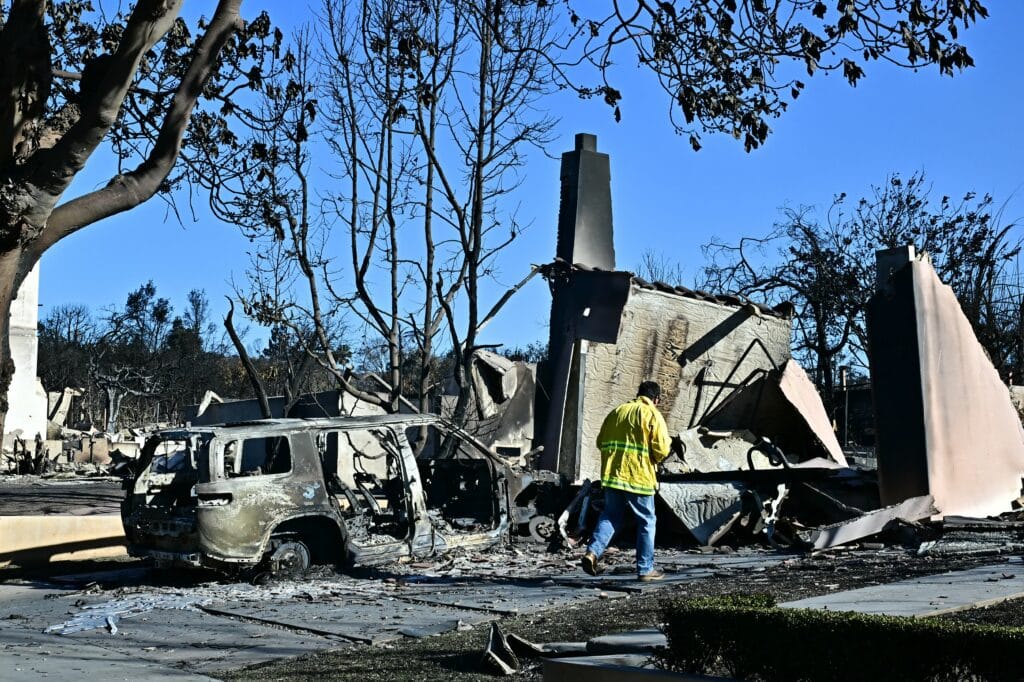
[582, 381, 672, 581]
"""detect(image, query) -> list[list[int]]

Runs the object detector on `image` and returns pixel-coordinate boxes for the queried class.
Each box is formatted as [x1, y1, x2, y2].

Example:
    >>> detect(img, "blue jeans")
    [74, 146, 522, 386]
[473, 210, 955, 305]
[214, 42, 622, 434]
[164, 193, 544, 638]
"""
[586, 488, 657, 576]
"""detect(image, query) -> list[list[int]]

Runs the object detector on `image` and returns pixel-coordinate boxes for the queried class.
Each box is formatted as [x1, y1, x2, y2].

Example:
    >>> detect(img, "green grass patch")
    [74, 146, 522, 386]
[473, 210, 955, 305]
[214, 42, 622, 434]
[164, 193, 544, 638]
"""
[659, 594, 1024, 681]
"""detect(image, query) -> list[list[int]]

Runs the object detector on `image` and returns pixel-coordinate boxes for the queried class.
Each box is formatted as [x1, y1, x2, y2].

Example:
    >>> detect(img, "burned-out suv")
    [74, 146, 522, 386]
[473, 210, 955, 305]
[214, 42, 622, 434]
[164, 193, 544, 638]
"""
[121, 414, 513, 576]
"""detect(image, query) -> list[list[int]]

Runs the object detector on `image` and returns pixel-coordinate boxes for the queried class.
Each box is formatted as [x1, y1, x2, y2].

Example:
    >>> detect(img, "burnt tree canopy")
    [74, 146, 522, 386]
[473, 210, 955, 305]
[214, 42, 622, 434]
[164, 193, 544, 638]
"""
[556, 0, 987, 151]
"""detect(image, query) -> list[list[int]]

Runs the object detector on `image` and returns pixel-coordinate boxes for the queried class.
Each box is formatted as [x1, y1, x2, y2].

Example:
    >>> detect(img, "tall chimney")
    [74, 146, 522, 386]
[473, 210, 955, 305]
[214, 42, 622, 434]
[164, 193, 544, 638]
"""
[555, 133, 615, 269]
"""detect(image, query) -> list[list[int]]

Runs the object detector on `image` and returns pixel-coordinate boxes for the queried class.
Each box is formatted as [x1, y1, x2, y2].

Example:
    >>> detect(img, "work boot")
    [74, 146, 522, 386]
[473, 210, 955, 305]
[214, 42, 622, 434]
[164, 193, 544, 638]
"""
[581, 551, 599, 576]
[638, 568, 665, 582]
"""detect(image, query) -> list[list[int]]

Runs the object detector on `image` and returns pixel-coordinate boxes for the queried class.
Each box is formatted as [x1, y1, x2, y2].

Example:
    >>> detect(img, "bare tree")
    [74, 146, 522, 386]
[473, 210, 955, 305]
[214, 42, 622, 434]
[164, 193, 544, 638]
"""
[702, 172, 1020, 409]
[203, 1, 554, 428]
[636, 249, 687, 286]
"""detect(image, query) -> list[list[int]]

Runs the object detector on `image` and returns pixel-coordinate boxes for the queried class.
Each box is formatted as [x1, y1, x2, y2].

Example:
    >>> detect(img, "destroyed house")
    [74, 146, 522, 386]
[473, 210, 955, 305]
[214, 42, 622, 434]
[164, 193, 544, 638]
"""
[543, 261, 798, 482]
[540, 134, 846, 482]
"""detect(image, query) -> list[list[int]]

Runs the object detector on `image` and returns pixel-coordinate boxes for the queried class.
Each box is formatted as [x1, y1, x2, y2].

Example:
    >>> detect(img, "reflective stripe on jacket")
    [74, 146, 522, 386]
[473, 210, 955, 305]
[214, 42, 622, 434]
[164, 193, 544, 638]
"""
[596, 396, 672, 496]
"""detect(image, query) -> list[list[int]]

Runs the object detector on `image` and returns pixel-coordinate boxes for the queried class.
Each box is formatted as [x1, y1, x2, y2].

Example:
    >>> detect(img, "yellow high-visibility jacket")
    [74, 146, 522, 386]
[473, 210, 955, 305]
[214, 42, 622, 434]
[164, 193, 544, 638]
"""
[596, 396, 672, 496]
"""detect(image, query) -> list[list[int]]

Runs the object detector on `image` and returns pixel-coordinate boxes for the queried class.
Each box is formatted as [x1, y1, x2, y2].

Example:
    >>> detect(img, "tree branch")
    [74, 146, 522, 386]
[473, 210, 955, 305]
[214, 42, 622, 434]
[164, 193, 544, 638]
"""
[224, 297, 272, 419]
[32, 0, 243, 258]
[0, 0, 50, 166]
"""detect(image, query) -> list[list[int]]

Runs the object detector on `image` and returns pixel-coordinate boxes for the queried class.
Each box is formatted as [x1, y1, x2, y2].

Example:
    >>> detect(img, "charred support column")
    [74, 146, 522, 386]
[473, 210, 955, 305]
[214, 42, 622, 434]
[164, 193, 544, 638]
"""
[541, 134, 616, 473]
[866, 247, 928, 503]
[867, 246, 1024, 517]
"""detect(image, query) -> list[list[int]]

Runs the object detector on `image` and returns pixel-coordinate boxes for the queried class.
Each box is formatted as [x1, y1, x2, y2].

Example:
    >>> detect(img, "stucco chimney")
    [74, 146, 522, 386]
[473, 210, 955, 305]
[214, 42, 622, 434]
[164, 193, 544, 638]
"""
[555, 133, 615, 269]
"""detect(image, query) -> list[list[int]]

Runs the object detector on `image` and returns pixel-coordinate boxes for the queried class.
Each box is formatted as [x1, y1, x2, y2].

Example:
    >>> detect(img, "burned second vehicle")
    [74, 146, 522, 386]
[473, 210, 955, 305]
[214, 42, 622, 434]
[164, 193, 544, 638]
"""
[121, 414, 512, 576]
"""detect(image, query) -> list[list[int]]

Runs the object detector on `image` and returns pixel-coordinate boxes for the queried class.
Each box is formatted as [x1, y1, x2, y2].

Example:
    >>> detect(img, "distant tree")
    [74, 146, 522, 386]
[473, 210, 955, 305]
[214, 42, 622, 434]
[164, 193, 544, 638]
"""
[91, 281, 172, 430]
[702, 172, 1020, 409]
[636, 249, 687, 287]
[162, 289, 229, 418]
[501, 341, 548, 364]
[38, 303, 96, 394]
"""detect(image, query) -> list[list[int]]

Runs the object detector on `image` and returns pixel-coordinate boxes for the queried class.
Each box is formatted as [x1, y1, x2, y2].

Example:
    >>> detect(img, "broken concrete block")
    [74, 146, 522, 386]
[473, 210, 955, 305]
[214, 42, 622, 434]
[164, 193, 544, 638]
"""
[867, 249, 1024, 517]
[543, 653, 680, 681]
[669, 428, 778, 473]
[482, 622, 520, 675]
[774, 361, 848, 467]
[706, 360, 848, 466]
[658, 482, 745, 546]
[72, 437, 110, 465]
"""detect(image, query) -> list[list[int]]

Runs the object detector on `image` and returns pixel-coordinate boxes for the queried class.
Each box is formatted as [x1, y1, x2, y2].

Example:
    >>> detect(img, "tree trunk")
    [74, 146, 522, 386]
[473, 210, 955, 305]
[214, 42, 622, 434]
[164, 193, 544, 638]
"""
[104, 387, 124, 434]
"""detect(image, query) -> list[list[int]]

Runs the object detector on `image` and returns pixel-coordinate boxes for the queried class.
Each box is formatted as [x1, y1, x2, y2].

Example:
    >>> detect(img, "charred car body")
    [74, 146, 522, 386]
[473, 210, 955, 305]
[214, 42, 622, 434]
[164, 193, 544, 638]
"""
[121, 415, 516, 576]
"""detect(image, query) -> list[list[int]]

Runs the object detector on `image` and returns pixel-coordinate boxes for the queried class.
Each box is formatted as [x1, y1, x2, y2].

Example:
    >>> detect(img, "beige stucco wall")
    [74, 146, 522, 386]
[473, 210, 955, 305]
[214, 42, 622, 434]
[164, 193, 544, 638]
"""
[563, 285, 792, 482]
[912, 259, 1024, 517]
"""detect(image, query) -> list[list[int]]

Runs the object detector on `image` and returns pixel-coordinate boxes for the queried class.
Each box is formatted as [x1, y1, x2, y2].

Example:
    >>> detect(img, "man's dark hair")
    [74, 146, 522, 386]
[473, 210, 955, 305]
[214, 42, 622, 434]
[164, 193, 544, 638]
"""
[637, 381, 661, 401]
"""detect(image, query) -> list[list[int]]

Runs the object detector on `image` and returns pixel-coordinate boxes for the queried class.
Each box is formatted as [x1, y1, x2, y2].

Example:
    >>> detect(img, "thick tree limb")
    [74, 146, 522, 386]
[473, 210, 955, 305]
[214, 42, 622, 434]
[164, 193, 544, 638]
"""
[471, 265, 540, 343]
[29, 0, 185, 203]
[224, 298, 273, 419]
[33, 0, 243, 257]
[0, 0, 50, 166]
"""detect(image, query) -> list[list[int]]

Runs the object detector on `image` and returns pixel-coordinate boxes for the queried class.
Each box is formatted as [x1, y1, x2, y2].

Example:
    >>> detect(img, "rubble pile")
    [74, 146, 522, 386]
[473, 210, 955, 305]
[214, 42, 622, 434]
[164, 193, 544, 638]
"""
[2, 427, 144, 478]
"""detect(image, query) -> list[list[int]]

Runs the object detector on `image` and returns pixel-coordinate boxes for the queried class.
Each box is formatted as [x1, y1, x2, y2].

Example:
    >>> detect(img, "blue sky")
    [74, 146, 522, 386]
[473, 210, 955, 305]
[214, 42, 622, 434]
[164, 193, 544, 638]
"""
[39, 2, 1024, 353]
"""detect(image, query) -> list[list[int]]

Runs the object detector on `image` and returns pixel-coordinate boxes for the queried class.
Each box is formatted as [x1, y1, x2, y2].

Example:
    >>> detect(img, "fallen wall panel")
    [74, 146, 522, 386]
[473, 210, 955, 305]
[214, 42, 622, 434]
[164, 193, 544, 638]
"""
[798, 495, 936, 550]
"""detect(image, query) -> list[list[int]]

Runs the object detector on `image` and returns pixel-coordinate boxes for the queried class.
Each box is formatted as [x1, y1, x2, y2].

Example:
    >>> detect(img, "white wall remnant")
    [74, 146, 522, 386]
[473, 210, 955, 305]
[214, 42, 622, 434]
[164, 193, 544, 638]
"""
[6, 263, 47, 444]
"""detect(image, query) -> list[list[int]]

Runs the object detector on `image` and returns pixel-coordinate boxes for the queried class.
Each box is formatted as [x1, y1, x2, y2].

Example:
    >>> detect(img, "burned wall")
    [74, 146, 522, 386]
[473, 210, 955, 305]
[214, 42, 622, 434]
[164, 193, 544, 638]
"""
[561, 284, 792, 482]
[868, 249, 1024, 517]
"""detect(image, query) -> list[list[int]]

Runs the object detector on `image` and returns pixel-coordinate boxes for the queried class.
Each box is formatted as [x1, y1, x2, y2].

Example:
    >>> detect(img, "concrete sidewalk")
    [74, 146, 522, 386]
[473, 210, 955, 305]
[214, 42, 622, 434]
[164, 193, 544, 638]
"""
[781, 557, 1024, 617]
[0, 550, 779, 679]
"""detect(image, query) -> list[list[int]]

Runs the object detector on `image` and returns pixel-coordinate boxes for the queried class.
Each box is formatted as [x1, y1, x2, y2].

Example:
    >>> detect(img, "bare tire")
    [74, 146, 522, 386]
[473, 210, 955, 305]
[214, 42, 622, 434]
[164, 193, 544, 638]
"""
[269, 540, 311, 578]
[528, 515, 557, 544]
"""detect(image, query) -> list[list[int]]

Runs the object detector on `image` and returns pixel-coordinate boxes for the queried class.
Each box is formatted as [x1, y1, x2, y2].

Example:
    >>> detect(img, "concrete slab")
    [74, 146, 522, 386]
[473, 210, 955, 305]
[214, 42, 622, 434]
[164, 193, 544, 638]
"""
[543, 653, 715, 681]
[0, 619, 216, 681]
[208, 595, 494, 644]
[63, 605, 338, 674]
[396, 579, 609, 614]
[797, 495, 936, 550]
[552, 552, 786, 594]
[658, 482, 744, 546]
[781, 558, 1024, 617]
